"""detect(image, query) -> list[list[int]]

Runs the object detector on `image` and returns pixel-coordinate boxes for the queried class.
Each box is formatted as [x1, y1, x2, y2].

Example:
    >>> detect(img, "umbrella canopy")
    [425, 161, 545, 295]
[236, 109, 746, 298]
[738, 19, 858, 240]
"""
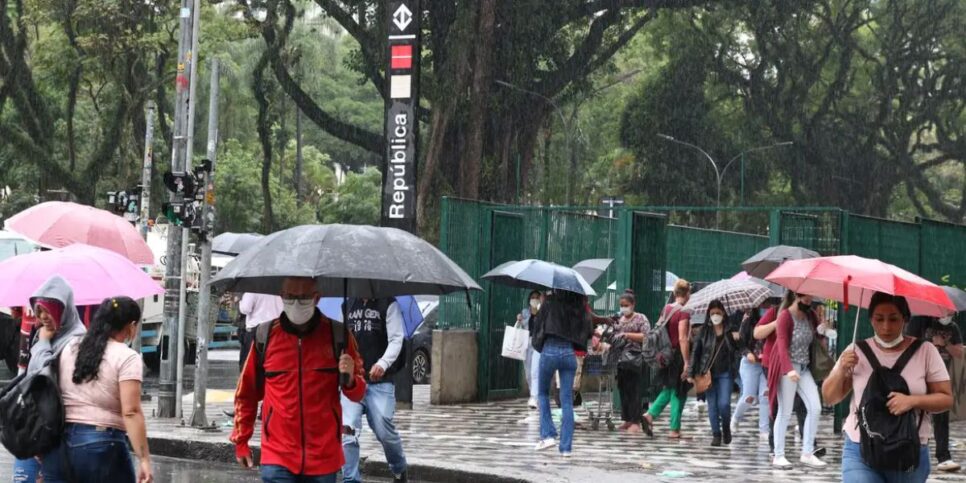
[765, 255, 955, 318]
[212, 232, 264, 256]
[4, 201, 153, 265]
[941, 286, 966, 312]
[742, 245, 820, 279]
[731, 271, 785, 299]
[0, 244, 164, 308]
[318, 295, 424, 338]
[210, 224, 481, 297]
[685, 279, 773, 322]
[482, 259, 596, 296]
[572, 259, 613, 286]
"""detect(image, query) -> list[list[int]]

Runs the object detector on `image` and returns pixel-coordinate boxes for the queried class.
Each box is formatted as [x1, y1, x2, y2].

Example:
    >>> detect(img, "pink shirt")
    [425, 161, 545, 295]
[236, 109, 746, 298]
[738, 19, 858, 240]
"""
[843, 337, 949, 444]
[58, 340, 143, 430]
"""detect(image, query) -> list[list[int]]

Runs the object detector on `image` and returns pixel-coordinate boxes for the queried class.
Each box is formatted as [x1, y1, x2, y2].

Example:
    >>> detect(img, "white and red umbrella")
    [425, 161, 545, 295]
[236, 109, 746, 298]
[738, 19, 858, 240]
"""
[765, 255, 956, 342]
[0, 244, 164, 308]
[4, 201, 153, 265]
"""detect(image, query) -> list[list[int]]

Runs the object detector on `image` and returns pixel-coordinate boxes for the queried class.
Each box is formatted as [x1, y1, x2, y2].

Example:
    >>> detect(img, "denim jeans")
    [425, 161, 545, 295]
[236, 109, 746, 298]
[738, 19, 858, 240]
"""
[341, 382, 408, 483]
[13, 457, 41, 483]
[841, 437, 930, 483]
[774, 362, 821, 458]
[261, 465, 337, 483]
[732, 357, 769, 434]
[538, 337, 577, 453]
[706, 373, 732, 436]
[41, 423, 135, 483]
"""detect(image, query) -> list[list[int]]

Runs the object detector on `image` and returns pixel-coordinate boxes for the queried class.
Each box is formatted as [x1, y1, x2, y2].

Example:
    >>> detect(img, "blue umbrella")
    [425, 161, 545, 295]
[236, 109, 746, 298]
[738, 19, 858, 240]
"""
[317, 296, 424, 339]
[482, 259, 597, 296]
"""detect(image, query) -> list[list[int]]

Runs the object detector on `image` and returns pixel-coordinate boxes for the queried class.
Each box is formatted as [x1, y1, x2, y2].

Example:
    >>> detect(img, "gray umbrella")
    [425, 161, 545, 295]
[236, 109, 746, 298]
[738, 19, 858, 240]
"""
[741, 245, 820, 279]
[572, 258, 613, 286]
[941, 286, 966, 312]
[210, 224, 481, 297]
[212, 232, 264, 256]
[482, 259, 596, 296]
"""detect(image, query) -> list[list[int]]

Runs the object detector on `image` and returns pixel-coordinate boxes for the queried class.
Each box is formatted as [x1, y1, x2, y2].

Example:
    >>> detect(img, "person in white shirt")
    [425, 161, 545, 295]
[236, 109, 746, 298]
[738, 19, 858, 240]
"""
[237, 293, 284, 370]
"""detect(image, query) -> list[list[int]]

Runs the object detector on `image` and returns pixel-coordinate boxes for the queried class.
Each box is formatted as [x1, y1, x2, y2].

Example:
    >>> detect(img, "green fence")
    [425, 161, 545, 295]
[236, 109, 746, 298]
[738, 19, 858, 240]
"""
[666, 225, 769, 284]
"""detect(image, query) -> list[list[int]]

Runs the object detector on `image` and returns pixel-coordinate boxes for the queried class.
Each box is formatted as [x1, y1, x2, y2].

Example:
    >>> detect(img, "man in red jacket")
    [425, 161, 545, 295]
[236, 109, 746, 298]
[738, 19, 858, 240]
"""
[231, 277, 367, 482]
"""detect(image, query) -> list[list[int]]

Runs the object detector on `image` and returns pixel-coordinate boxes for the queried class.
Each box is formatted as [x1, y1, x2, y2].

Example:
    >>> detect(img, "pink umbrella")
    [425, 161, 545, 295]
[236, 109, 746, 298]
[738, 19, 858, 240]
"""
[4, 201, 153, 265]
[0, 244, 164, 308]
[765, 255, 955, 342]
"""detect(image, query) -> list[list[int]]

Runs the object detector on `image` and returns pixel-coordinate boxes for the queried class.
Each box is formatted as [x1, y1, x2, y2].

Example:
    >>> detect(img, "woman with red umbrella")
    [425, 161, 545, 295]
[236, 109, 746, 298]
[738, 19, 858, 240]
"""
[823, 292, 953, 482]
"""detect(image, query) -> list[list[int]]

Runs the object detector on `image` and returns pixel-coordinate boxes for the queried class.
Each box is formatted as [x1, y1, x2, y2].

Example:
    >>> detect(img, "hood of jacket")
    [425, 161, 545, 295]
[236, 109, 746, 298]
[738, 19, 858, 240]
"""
[27, 275, 86, 374]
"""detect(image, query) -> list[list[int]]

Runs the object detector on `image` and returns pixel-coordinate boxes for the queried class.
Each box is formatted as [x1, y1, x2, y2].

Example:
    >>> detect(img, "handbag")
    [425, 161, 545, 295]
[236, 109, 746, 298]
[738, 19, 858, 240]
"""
[693, 337, 724, 395]
[809, 337, 835, 381]
[501, 323, 529, 361]
[617, 342, 644, 373]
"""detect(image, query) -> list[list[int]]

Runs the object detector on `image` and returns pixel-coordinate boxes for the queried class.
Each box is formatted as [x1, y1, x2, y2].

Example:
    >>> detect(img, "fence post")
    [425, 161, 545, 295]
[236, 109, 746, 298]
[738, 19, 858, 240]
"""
[769, 209, 782, 246]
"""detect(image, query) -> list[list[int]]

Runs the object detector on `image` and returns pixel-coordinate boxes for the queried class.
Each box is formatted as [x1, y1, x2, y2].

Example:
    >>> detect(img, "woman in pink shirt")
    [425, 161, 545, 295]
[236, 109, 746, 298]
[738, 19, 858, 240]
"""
[40, 297, 153, 483]
[823, 292, 953, 483]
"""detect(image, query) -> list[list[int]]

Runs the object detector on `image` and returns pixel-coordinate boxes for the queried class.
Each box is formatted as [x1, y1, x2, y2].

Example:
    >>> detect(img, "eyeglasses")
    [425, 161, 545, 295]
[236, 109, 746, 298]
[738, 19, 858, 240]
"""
[282, 296, 315, 307]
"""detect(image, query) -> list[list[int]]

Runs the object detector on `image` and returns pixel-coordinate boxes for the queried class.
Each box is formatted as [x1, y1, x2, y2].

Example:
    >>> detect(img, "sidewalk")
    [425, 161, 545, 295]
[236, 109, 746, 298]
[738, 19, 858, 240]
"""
[144, 385, 966, 483]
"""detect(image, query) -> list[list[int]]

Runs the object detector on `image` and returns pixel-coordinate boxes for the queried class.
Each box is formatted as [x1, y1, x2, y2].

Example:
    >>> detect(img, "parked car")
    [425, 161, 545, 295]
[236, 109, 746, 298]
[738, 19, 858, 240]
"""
[410, 297, 438, 384]
[0, 232, 37, 373]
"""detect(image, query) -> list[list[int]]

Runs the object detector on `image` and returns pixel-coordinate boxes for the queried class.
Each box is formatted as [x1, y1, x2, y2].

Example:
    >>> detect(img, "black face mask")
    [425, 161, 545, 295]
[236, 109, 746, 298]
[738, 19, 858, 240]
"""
[797, 302, 811, 312]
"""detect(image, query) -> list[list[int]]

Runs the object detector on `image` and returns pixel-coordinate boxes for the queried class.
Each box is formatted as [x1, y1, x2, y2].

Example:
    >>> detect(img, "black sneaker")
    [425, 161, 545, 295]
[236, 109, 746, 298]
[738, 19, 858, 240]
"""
[723, 427, 732, 445]
[394, 471, 408, 483]
[711, 434, 722, 447]
[813, 447, 827, 458]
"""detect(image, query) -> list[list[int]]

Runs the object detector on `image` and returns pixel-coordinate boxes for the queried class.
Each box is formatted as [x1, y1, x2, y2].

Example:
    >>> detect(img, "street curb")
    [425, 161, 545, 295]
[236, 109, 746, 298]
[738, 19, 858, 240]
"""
[147, 436, 530, 483]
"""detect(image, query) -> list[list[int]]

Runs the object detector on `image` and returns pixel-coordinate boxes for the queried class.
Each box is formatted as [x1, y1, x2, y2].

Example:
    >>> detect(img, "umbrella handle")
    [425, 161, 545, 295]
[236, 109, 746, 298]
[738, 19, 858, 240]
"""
[851, 287, 864, 347]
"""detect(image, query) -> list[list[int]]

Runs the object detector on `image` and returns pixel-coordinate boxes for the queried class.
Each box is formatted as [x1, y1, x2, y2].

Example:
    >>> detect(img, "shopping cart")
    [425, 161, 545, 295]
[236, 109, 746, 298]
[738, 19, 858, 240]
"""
[583, 325, 620, 431]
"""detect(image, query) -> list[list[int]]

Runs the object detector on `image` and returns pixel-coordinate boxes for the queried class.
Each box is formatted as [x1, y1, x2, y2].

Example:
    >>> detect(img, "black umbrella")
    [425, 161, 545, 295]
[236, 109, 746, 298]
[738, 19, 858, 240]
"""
[212, 232, 263, 256]
[941, 286, 966, 312]
[741, 245, 820, 279]
[211, 224, 481, 384]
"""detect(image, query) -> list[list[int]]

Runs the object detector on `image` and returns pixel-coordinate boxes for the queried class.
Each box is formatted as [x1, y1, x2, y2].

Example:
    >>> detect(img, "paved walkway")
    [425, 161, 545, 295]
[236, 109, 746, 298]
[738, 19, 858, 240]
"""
[144, 385, 966, 483]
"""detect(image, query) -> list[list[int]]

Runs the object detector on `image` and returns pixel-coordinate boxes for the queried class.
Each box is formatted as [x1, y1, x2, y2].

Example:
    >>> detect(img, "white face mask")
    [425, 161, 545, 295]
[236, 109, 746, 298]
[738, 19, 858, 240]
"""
[530, 299, 541, 310]
[874, 334, 903, 349]
[710, 314, 724, 326]
[283, 299, 316, 325]
[939, 316, 953, 326]
[620, 307, 633, 316]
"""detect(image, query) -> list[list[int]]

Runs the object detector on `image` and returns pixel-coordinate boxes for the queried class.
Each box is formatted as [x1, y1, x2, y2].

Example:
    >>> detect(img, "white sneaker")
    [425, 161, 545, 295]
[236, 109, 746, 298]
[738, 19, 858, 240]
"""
[560, 451, 572, 458]
[759, 431, 770, 442]
[773, 456, 793, 468]
[730, 420, 739, 434]
[937, 460, 961, 472]
[534, 438, 557, 451]
[527, 397, 538, 409]
[800, 453, 827, 468]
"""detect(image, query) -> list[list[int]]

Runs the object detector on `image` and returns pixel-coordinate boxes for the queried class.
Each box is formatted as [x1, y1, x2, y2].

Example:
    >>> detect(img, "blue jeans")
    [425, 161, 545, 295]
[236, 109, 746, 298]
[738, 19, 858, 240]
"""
[842, 437, 930, 483]
[13, 457, 41, 482]
[732, 357, 769, 434]
[706, 373, 733, 436]
[538, 337, 577, 453]
[261, 465, 337, 483]
[41, 424, 135, 483]
[341, 382, 407, 483]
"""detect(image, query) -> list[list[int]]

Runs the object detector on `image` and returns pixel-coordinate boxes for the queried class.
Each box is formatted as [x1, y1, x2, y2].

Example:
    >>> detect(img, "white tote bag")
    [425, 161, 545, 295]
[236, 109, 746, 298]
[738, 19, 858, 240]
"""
[501, 324, 529, 361]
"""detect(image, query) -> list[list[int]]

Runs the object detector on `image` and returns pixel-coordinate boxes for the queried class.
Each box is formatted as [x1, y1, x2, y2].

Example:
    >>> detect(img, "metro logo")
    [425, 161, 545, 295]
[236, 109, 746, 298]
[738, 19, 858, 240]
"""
[391, 45, 413, 70]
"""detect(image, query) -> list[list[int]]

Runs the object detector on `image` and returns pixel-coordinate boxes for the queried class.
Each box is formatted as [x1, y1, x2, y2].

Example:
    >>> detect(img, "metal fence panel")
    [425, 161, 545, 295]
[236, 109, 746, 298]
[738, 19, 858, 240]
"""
[666, 225, 769, 285]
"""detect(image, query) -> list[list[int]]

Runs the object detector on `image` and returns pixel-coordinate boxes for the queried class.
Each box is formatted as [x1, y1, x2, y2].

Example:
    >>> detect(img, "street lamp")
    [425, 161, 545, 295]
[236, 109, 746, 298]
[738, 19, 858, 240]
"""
[494, 80, 575, 204]
[657, 134, 793, 227]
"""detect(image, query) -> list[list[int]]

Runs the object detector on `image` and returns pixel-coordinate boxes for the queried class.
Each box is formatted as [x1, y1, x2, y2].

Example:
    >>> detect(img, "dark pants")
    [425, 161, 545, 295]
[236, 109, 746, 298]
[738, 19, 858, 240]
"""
[238, 327, 256, 370]
[41, 424, 136, 483]
[617, 368, 644, 424]
[707, 373, 733, 436]
[935, 410, 951, 462]
[261, 465, 336, 483]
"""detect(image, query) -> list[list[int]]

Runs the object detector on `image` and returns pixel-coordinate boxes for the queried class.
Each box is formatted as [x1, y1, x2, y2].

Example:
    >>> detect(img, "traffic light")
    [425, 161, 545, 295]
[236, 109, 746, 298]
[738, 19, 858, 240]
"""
[161, 201, 186, 226]
[106, 188, 141, 224]
[163, 172, 196, 198]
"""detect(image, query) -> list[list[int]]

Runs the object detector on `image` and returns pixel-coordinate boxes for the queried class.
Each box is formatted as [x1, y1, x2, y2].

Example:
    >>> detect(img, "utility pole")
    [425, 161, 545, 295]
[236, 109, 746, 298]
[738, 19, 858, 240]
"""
[191, 59, 219, 428]
[158, 0, 197, 418]
[295, 107, 303, 207]
[175, 0, 203, 419]
[134, 102, 155, 358]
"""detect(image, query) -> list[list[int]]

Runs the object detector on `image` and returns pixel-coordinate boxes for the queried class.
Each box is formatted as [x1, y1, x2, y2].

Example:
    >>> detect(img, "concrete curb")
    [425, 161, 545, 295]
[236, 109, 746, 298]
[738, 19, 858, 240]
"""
[147, 436, 530, 483]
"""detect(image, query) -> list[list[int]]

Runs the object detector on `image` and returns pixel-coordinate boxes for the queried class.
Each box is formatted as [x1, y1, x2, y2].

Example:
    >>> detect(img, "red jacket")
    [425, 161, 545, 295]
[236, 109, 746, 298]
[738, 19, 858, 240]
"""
[231, 313, 366, 476]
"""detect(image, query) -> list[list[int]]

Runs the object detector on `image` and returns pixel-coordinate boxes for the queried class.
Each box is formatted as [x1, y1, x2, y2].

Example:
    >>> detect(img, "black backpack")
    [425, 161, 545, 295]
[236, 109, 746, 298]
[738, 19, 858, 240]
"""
[0, 361, 65, 459]
[854, 339, 925, 472]
[642, 305, 681, 370]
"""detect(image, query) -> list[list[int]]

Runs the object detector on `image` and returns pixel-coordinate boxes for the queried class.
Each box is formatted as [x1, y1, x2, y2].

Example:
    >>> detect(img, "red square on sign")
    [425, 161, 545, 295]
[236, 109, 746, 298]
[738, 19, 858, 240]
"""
[391, 45, 413, 70]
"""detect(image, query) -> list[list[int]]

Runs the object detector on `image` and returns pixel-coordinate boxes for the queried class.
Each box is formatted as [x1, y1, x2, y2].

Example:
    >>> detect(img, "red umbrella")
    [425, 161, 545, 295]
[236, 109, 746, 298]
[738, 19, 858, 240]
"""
[3, 201, 153, 266]
[765, 255, 956, 343]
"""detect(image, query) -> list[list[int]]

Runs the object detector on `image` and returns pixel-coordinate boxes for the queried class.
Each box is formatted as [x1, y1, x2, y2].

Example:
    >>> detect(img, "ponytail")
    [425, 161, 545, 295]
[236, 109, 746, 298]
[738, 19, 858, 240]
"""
[72, 297, 141, 384]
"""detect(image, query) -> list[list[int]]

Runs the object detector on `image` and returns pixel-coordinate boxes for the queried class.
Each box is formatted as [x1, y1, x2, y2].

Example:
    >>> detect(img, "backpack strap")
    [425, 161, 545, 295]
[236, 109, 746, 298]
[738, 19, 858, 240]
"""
[855, 340, 882, 371]
[254, 320, 275, 393]
[892, 339, 925, 374]
[331, 319, 346, 357]
[656, 304, 683, 330]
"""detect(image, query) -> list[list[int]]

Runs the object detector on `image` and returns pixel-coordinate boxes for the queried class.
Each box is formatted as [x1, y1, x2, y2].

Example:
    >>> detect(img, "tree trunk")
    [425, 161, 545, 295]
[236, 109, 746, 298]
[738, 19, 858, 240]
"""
[458, 0, 496, 199]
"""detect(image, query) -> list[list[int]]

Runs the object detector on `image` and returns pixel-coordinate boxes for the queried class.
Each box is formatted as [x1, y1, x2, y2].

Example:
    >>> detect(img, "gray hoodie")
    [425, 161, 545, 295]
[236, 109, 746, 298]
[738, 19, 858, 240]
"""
[26, 276, 86, 375]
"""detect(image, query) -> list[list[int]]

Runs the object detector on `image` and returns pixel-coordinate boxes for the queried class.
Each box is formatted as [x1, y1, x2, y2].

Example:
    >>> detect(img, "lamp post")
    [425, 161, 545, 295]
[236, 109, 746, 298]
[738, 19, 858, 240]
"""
[657, 134, 793, 227]
[495, 80, 575, 204]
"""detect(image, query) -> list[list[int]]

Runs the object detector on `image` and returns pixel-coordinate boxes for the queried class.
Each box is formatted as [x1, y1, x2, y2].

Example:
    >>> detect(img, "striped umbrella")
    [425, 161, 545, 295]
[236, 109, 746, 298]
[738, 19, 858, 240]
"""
[685, 279, 773, 321]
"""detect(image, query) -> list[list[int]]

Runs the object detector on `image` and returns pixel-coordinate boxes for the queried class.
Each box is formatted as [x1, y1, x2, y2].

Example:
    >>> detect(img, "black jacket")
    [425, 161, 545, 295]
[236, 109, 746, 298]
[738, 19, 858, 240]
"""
[531, 298, 592, 352]
[689, 323, 738, 378]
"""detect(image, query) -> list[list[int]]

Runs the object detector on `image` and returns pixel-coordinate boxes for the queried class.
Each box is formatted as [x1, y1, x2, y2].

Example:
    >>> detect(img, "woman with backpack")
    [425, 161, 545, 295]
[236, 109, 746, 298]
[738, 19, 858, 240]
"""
[40, 297, 153, 483]
[823, 292, 952, 483]
[767, 291, 831, 469]
[688, 300, 739, 447]
[642, 279, 692, 439]
[612, 290, 650, 434]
